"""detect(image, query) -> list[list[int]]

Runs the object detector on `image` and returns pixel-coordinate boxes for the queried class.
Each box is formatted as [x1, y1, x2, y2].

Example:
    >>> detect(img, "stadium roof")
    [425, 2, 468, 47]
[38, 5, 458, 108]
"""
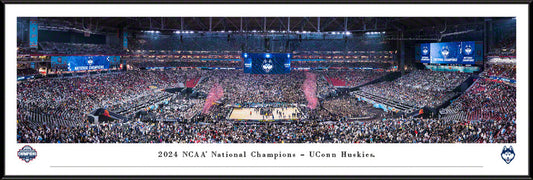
[35, 17, 512, 34]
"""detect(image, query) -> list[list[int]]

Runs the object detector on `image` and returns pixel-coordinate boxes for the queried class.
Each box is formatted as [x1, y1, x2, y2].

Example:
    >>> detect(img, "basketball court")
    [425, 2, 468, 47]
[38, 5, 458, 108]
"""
[228, 107, 303, 121]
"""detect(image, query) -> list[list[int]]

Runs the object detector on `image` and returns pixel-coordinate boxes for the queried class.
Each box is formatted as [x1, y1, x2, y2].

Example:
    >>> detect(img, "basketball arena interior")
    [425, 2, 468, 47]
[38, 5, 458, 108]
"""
[16, 17, 516, 143]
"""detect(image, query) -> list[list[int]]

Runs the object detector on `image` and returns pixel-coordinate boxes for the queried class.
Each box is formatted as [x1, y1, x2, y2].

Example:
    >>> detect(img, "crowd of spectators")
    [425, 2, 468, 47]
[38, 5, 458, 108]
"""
[108, 91, 174, 119]
[128, 60, 394, 70]
[291, 61, 394, 69]
[194, 70, 307, 105]
[17, 70, 197, 126]
[359, 70, 470, 108]
[38, 42, 125, 55]
[320, 97, 383, 120]
[144, 96, 204, 122]
[17, 117, 515, 143]
[320, 70, 388, 87]
[17, 46, 38, 54]
[129, 60, 241, 68]
[481, 64, 516, 81]
[440, 78, 516, 123]
[394, 70, 470, 92]
[17, 68, 40, 76]
[16, 68, 515, 144]
[316, 74, 336, 98]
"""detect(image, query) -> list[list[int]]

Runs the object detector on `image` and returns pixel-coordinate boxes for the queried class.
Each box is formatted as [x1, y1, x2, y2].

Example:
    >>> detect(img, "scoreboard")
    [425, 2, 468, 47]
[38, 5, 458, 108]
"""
[243, 53, 291, 74]
[51, 56, 120, 71]
[418, 41, 483, 64]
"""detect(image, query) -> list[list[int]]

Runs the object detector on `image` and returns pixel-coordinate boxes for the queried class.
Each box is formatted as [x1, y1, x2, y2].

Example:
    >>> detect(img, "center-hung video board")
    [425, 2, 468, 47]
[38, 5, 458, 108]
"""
[242, 53, 291, 74]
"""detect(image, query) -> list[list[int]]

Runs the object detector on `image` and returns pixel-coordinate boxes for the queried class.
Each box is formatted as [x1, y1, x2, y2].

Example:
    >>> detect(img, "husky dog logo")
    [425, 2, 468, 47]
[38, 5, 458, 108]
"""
[422, 46, 429, 55]
[501, 146, 515, 164]
[17, 145, 37, 163]
[87, 57, 94, 65]
[464, 45, 472, 55]
[441, 46, 450, 58]
[262, 59, 273, 73]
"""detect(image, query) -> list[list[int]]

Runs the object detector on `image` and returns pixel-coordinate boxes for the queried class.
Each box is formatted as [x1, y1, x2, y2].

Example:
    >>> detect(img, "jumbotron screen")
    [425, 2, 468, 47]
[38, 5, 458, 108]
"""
[243, 53, 291, 74]
[51, 56, 120, 71]
[418, 41, 483, 64]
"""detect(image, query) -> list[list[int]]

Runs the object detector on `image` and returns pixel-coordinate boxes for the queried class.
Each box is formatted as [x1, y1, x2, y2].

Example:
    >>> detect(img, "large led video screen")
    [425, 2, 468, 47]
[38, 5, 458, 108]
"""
[418, 41, 482, 64]
[242, 53, 291, 74]
[51, 56, 119, 71]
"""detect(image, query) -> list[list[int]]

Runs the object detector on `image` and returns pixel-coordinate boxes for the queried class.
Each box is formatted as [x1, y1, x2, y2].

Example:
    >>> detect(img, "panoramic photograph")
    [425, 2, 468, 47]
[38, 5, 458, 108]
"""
[16, 17, 516, 143]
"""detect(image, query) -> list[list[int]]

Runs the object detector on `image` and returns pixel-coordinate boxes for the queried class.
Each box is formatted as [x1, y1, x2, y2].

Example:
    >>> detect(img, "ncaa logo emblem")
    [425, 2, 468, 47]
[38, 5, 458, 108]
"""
[441, 46, 449, 58]
[422, 46, 429, 55]
[464, 45, 472, 55]
[87, 57, 94, 65]
[262, 59, 273, 73]
[17, 145, 37, 163]
[501, 146, 515, 164]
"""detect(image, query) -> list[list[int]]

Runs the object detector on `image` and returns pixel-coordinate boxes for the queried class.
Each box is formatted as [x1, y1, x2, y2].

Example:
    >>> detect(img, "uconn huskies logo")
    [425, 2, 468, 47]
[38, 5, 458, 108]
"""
[464, 45, 472, 55]
[441, 46, 450, 58]
[501, 146, 515, 164]
[17, 145, 37, 163]
[87, 57, 94, 65]
[422, 46, 429, 55]
[262, 59, 273, 73]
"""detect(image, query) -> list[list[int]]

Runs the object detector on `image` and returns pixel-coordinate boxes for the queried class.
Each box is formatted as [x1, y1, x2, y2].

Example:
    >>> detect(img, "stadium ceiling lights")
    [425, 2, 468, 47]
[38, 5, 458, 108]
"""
[365, 31, 385, 35]
[328, 31, 350, 35]
[143, 30, 160, 33]
[331, 32, 342, 35]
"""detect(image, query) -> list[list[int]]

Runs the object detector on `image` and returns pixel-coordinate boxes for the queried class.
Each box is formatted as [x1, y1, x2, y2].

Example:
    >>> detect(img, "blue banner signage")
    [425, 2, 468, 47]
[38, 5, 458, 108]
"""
[123, 31, 128, 50]
[420, 43, 430, 63]
[51, 56, 118, 71]
[29, 18, 38, 48]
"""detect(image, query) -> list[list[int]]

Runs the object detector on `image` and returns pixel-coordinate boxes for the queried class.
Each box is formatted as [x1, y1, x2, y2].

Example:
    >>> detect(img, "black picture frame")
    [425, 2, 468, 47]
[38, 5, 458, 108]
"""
[2, 0, 531, 179]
